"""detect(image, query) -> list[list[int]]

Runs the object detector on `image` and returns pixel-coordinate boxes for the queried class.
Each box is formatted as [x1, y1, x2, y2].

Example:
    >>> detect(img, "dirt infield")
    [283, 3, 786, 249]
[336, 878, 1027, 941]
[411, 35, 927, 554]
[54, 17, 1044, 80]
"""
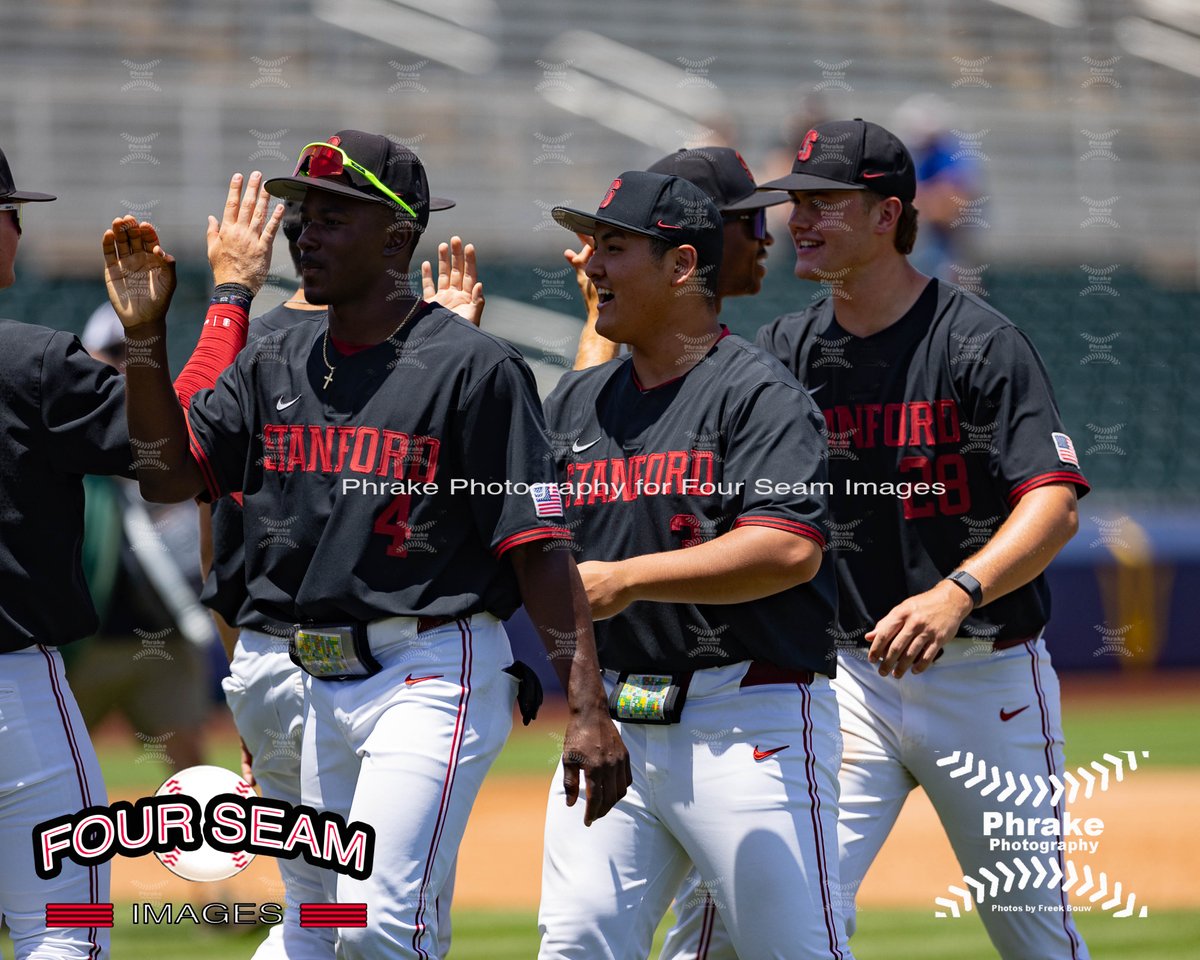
[107, 674, 1199, 909]
[111, 768, 1196, 911]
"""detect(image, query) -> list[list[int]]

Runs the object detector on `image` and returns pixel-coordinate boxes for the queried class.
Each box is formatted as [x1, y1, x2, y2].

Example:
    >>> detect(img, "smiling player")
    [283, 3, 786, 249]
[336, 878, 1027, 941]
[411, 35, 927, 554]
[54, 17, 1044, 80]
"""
[537, 170, 850, 960]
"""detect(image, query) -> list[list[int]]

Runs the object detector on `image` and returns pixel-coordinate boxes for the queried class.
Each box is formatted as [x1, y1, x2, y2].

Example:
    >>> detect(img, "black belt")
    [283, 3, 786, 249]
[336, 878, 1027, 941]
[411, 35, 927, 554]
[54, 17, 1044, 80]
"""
[740, 660, 815, 688]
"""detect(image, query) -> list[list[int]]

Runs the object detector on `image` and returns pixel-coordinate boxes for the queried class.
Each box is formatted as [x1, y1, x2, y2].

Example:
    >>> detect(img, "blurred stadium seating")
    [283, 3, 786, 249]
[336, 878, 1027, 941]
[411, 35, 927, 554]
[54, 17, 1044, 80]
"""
[1, 0, 1198, 272]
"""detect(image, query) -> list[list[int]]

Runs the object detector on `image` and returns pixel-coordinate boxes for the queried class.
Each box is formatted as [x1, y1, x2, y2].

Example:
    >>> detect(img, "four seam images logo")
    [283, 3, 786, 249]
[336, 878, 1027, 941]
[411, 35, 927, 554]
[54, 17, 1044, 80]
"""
[43, 902, 365, 929]
[31, 765, 377, 931]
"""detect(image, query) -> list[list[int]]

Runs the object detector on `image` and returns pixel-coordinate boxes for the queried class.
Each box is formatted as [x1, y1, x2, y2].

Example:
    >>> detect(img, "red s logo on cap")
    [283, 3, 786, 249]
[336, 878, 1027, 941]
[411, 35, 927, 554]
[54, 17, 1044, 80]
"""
[599, 178, 622, 209]
[734, 151, 753, 179]
[797, 130, 819, 163]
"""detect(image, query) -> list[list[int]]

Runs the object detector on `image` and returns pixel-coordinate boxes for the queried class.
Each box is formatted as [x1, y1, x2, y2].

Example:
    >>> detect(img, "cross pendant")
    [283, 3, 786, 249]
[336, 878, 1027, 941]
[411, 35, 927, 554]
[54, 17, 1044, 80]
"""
[323, 370, 334, 390]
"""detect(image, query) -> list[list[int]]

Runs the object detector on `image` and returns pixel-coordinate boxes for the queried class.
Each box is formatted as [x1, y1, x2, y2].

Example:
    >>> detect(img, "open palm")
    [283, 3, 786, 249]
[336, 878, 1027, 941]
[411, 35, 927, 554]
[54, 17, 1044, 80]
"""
[103, 216, 177, 329]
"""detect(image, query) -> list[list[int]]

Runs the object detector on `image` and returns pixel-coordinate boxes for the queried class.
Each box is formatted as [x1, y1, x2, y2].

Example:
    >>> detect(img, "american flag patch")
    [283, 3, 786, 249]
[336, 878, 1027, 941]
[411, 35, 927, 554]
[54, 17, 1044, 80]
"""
[1052, 432, 1078, 466]
[531, 483, 564, 518]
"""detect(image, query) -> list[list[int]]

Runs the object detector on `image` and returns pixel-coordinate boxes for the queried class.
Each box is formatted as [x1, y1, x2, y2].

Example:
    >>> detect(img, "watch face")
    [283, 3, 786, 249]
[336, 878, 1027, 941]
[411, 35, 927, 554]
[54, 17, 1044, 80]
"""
[948, 572, 982, 606]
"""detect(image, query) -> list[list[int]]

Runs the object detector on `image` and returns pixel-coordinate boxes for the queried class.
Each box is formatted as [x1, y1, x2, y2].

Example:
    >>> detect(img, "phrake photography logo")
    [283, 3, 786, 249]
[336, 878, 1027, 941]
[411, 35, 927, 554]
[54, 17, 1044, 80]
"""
[931, 749, 1152, 920]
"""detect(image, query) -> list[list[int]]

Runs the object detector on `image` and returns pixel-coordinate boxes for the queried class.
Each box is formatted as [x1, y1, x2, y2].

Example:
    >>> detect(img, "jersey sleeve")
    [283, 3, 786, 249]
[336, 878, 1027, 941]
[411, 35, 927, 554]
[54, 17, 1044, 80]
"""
[961, 326, 1090, 506]
[724, 378, 829, 548]
[753, 315, 795, 368]
[457, 356, 572, 557]
[185, 357, 254, 501]
[40, 332, 132, 476]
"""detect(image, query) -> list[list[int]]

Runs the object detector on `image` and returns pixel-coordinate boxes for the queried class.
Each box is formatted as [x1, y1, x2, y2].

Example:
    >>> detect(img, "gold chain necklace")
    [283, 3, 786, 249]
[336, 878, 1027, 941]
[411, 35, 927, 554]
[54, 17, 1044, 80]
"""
[320, 297, 422, 391]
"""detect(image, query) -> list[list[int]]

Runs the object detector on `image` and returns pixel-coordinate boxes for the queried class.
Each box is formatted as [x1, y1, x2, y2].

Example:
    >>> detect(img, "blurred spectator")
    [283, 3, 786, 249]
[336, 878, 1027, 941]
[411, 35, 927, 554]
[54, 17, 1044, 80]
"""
[893, 93, 986, 284]
[65, 303, 214, 771]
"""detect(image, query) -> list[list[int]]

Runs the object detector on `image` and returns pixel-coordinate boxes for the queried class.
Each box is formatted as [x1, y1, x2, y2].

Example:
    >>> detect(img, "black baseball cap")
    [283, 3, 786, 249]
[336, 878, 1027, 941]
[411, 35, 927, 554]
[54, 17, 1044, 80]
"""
[265, 129, 454, 227]
[553, 171, 723, 270]
[0, 146, 56, 203]
[647, 147, 787, 213]
[760, 119, 916, 202]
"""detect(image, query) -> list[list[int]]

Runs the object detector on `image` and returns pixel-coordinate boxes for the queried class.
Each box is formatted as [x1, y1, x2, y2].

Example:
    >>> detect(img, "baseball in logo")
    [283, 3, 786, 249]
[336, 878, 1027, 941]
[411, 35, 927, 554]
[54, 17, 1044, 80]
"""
[797, 129, 820, 163]
[155, 765, 257, 881]
[599, 178, 622, 209]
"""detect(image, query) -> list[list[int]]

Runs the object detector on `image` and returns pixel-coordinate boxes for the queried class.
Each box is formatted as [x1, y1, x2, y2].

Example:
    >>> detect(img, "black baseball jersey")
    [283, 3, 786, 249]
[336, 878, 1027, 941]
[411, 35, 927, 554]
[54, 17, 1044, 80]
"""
[756, 279, 1090, 644]
[0, 319, 132, 651]
[202, 302, 325, 632]
[544, 330, 836, 675]
[186, 302, 568, 625]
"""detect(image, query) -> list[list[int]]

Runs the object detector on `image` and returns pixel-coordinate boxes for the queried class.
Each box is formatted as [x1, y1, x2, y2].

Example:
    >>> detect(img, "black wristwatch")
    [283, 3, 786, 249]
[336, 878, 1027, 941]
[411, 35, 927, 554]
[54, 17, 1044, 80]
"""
[944, 570, 983, 608]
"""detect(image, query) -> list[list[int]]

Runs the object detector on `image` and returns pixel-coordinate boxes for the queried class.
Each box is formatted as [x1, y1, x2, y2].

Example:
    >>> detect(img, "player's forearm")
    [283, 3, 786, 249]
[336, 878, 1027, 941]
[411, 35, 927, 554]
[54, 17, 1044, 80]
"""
[511, 544, 608, 713]
[617, 526, 821, 605]
[957, 483, 1079, 606]
[122, 320, 207, 502]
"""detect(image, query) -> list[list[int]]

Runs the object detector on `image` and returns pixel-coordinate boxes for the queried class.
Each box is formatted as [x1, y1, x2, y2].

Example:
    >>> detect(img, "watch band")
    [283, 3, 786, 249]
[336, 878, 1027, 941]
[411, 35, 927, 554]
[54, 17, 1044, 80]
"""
[945, 570, 983, 608]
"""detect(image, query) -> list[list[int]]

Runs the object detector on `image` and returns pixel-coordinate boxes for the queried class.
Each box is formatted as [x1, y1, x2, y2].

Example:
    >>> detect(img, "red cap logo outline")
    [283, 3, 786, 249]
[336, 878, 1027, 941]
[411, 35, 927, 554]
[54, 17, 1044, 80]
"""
[599, 178, 622, 209]
[796, 130, 819, 163]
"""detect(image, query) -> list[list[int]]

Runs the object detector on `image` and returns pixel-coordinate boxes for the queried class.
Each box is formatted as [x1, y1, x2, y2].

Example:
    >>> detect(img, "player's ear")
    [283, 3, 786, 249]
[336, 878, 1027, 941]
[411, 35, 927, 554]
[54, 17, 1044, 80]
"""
[668, 244, 700, 290]
[381, 213, 418, 259]
[872, 196, 903, 235]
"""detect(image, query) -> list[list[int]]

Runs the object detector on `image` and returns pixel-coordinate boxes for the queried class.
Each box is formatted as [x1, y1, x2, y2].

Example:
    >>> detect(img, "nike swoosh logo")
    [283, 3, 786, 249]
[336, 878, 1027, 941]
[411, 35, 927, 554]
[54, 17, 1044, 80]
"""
[753, 745, 789, 761]
[999, 705, 1030, 722]
[862, 172, 887, 179]
[656, 220, 682, 230]
[405, 674, 443, 686]
[276, 396, 301, 411]
[807, 383, 825, 397]
[572, 437, 602, 453]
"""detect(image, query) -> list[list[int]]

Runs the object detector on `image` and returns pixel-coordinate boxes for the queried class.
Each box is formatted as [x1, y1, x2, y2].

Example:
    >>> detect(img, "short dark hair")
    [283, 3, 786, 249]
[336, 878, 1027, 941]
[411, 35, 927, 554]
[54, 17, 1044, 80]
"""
[863, 192, 919, 255]
[646, 235, 719, 299]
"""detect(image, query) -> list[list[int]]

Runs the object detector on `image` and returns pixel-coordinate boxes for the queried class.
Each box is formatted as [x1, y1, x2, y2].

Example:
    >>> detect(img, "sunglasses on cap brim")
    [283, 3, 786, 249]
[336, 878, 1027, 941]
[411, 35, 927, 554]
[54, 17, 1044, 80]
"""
[0, 203, 22, 236]
[294, 142, 418, 220]
[723, 207, 767, 241]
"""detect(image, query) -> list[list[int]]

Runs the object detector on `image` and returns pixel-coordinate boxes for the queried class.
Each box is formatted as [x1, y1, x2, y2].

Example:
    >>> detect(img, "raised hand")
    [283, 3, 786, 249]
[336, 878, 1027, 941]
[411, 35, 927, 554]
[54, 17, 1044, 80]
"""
[564, 232, 598, 315]
[103, 217, 177, 331]
[422, 235, 485, 326]
[207, 171, 285, 294]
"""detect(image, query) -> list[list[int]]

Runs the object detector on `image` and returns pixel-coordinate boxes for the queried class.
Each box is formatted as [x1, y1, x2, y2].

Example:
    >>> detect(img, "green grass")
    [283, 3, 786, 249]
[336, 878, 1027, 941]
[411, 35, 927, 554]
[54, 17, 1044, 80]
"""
[5, 907, 1198, 959]
[90, 688, 1198, 797]
[1063, 701, 1198, 768]
[95, 737, 246, 795]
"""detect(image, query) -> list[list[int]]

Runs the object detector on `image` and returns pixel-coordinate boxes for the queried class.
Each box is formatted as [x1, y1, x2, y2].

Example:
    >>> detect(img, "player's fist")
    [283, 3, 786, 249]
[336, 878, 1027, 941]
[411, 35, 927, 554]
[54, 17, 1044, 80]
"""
[103, 216, 177, 330]
[206, 171, 284, 294]
[577, 560, 633, 620]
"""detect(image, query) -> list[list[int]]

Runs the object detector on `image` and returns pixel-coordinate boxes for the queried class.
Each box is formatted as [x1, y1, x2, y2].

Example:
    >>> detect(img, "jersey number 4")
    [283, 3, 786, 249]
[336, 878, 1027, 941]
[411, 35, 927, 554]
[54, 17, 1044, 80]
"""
[898, 454, 971, 519]
[374, 494, 412, 557]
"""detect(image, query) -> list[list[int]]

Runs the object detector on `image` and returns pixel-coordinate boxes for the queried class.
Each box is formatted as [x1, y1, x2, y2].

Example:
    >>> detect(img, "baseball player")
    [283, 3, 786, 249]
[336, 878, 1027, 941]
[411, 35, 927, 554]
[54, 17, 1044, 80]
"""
[0, 150, 279, 959]
[570, 147, 786, 369]
[199, 198, 332, 960]
[537, 171, 851, 960]
[116, 129, 628, 960]
[662, 119, 1091, 959]
[201, 204, 483, 960]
